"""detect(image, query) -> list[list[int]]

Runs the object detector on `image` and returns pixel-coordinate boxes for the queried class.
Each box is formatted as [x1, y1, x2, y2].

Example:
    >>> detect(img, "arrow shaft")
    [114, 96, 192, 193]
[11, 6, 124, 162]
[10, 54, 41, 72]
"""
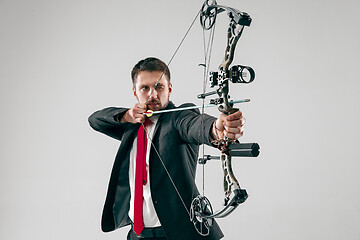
[144, 99, 249, 116]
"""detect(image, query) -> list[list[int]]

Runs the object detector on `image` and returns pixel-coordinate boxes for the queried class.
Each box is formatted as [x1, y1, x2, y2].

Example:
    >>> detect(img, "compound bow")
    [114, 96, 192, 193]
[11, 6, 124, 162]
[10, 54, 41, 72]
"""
[144, 0, 260, 236]
[189, 0, 260, 236]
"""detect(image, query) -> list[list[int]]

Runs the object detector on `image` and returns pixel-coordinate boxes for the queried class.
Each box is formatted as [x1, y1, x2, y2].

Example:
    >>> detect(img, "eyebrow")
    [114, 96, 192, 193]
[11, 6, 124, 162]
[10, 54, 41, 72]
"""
[137, 83, 151, 88]
[140, 82, 165, 88]
[155, 83, 165, 87]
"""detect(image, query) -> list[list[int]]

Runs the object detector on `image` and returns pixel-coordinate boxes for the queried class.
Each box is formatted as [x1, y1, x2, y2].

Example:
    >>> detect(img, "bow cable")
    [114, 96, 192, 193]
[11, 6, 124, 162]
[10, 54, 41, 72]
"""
[140, 0, 218, 219]
[143, 9, 202, 106]
[199, 19, 216, 198]
[140, 6, 204, 218]
[197, 14, 217, 235]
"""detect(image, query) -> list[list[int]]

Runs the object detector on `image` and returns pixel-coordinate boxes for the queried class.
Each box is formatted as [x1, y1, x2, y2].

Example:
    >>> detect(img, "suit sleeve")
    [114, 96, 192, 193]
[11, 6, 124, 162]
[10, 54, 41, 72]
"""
[173, 103, 216, 146]
[88, 107, 131, 141]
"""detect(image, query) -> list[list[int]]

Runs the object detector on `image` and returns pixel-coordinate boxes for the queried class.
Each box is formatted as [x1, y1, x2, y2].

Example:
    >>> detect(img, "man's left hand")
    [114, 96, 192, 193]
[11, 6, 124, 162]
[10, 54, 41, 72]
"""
[212, 110, 245, 140]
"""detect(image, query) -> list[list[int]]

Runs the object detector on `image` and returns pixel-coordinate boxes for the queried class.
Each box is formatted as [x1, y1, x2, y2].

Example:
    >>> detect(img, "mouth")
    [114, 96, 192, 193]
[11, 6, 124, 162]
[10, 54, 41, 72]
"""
[147, 101, 161, 109]
[147, 102, 159, 105]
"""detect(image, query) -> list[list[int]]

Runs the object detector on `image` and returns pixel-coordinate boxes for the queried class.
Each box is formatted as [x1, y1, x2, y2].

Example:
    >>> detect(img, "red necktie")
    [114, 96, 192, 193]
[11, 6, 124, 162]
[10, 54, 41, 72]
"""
[134, 119, 152, 235]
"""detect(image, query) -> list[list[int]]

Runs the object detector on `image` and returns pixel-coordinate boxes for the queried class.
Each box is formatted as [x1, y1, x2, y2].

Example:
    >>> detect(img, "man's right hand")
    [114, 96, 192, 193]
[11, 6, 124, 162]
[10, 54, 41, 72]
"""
[121, 103, 147, 124]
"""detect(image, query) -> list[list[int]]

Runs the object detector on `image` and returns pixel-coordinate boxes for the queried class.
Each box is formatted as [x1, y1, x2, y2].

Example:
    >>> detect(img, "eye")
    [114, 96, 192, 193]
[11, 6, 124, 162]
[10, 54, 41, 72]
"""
[156, 85, 164, 91]
[141, 86, 149, 91]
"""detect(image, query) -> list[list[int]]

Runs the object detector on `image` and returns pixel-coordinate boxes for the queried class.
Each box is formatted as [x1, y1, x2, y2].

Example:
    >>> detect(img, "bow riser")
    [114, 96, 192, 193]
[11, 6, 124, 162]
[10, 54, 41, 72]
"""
[222, 154, 240, 203]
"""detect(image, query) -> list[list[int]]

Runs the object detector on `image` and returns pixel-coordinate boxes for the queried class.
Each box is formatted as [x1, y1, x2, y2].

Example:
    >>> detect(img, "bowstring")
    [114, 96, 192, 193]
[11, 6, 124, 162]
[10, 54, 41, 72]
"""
[140, 6, 203, 218]
[197, 1, 217, 234]
[199, 22, 216, 198]
[142, 0, 219, 221]
[144, 9, 202, 106]
[143, 126, 190, 216]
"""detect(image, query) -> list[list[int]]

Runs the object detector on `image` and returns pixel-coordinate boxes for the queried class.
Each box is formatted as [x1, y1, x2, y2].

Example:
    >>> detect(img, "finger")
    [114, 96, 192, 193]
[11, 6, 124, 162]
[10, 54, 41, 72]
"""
[134, 106, 147, 116]
[215, 118, 225, 131]
[224, 129, 243, 139]
[223, 129, 237, 139]
[224, 126, 241, 134]
[241, 117, 246, 126]
[225, 124, 245, 138]
[240, 125, 245, 135]
[135, 115, 147, 124]
[225, 115, 246, 127]
[226, 111, 243, 121]
[224, 119, 242, 128]
[138, 106, 147, 113]
[217, 113, 227, 122]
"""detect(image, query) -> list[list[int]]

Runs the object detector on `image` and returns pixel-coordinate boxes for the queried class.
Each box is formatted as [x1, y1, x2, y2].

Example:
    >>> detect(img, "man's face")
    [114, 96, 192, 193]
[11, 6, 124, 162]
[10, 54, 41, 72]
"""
[133, 70, 172, 111]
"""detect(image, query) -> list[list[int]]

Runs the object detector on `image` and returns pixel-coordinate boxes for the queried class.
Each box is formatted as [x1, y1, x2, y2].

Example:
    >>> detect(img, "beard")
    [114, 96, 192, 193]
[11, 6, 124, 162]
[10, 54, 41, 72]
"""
[146, 98, 169, 111]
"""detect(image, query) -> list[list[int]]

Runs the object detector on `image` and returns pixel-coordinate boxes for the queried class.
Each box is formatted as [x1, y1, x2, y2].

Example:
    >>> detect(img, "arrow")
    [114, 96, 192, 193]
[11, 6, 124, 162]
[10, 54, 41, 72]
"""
[143, 99, 250, 117]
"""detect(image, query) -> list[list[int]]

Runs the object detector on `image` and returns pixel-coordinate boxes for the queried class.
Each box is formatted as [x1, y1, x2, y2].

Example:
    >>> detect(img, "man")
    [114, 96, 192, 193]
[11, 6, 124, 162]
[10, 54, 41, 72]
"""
[88, 57, 245, 240]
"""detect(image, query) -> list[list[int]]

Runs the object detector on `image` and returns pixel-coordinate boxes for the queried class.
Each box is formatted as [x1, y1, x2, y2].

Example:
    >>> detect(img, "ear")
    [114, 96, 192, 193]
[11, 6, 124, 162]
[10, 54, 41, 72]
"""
[132, 86, 138, 99]
[168, 83, 173, 95]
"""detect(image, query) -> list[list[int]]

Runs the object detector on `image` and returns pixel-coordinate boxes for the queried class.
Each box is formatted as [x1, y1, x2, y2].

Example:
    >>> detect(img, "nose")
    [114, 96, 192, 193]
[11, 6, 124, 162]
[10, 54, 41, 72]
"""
[149, 88, 158, 99]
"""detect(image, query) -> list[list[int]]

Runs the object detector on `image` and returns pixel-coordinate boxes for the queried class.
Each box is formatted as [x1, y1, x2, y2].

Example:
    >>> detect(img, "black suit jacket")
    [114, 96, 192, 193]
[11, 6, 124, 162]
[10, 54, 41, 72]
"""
[89, 102, 224, 240]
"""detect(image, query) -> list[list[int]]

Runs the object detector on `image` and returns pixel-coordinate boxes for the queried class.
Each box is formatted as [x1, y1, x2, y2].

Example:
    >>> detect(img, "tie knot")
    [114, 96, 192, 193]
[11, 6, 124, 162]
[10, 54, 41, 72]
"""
[143, 118, 152, 127]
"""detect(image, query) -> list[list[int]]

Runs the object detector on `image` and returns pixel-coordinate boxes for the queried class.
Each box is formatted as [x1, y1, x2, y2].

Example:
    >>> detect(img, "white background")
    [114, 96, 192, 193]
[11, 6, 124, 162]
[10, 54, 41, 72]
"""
[1, 0, 359, 239]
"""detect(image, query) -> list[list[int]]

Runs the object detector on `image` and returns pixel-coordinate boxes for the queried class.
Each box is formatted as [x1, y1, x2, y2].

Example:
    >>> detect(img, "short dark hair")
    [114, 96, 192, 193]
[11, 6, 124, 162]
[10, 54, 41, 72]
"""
[131, 57, 171, 85]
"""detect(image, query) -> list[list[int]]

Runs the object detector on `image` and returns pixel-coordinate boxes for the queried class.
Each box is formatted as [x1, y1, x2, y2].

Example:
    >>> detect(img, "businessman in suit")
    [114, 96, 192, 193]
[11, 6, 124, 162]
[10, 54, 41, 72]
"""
[88, 57, 245, 240]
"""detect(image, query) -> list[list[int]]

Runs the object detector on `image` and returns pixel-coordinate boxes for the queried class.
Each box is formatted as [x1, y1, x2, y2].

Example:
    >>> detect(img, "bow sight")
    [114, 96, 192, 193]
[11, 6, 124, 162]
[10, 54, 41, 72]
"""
[210, 65, 255, 86]
[198, 65, 255, 106]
